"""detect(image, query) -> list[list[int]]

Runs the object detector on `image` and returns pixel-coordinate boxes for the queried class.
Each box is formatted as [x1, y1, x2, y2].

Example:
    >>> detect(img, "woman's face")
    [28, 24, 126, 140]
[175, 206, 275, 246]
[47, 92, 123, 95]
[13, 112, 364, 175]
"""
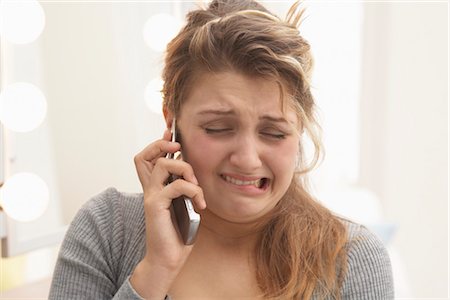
[175, 71, 300, 223]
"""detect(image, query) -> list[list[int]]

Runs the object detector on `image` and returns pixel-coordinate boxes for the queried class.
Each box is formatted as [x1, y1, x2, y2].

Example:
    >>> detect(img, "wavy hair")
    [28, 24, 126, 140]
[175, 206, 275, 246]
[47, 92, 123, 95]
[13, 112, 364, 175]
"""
[162, 1, 348, 298]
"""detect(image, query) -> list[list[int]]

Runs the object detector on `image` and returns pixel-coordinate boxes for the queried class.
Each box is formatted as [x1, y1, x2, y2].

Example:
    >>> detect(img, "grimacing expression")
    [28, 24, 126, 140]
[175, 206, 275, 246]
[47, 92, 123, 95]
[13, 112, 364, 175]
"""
[175, 71, 300, 223]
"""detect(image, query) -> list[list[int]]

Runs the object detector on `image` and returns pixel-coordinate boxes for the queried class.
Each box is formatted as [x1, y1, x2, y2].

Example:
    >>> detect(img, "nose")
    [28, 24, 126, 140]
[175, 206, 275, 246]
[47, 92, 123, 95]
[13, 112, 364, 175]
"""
[228, 134, 263, 172]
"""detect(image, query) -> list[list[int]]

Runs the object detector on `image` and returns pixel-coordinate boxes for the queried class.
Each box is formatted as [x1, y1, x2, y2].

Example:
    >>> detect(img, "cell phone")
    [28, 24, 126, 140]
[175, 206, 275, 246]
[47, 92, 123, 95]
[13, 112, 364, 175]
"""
[165, 118, 200, 245]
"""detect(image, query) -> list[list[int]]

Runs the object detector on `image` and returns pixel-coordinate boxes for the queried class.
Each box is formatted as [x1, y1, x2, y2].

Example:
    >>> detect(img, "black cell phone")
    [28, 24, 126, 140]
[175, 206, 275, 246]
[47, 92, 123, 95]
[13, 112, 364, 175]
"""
[166, 118, 200, 245]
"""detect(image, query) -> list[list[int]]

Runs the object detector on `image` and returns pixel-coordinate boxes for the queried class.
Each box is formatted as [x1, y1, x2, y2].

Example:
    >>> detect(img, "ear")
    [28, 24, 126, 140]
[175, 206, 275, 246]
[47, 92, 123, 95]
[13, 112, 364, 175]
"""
[163, 106, 174, 130]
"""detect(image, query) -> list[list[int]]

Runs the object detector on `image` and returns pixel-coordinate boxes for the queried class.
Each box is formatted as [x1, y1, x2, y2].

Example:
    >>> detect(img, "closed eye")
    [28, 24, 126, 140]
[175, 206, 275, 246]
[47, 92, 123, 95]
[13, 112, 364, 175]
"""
[204, 128, 232, 134]
[261, 132, 286, 140]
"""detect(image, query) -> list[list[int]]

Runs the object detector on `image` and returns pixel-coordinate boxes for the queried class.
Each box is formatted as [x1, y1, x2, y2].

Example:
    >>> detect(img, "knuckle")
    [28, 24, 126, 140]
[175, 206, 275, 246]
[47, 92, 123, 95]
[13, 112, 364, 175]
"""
[154, 157, 166, 168]
[196, 184, 204, 194]
[184, 162, 194, 174]
[171, 179, 201, 197]
[170, 179, 190, 196]
[172, 178, 185, 190]
[178, 161, 194, 177]
[193, 186, 203, 198]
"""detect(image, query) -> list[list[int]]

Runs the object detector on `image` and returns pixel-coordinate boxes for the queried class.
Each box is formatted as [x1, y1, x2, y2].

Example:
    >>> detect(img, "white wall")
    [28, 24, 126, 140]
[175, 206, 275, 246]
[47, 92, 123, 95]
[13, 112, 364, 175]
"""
[40, 2, 168, 224]
[360, 2, 448, 298]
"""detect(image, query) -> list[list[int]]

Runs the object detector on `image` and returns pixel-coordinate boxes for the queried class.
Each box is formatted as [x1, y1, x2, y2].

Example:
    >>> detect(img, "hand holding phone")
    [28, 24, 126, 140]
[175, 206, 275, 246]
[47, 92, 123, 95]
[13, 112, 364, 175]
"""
[131, 120, 204, 298]
[166, 118, 200, 245]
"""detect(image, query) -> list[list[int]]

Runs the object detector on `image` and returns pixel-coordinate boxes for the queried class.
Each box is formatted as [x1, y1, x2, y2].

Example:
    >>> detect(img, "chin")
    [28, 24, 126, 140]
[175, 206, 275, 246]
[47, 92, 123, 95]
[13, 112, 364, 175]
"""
[204, 201, 276, 224]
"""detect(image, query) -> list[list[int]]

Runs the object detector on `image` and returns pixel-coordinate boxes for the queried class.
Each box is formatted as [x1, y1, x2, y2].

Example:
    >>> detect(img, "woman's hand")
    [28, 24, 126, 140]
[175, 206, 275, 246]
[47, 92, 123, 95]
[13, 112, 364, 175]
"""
[130, 130, 206, 299]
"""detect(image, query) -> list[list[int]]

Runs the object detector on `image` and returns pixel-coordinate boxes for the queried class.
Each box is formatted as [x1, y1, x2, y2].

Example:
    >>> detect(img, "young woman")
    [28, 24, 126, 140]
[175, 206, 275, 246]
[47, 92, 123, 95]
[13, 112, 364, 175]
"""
[49, 1, 394, 299]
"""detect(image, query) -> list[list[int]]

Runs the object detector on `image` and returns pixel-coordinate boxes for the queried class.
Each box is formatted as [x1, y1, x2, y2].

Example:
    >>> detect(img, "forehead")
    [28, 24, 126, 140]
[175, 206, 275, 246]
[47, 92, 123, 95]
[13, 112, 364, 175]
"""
[181, 71, 297, 122]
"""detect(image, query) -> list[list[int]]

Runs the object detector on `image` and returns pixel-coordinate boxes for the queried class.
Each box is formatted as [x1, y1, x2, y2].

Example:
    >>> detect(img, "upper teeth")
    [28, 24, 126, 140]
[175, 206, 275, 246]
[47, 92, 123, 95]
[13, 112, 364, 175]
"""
[223, 175, 262, 187]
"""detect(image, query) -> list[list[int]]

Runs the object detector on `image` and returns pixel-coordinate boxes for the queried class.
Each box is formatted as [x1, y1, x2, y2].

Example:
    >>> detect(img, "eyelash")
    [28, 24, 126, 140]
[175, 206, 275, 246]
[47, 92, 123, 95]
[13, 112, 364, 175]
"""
[264, 133, 286, 140]
[204, 128, 231, 134]
[204, 128, 286, 140]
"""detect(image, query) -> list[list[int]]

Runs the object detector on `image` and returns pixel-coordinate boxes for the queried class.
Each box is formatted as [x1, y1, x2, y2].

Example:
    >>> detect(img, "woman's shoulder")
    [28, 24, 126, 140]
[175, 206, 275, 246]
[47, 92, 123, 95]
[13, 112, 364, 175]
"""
[50, 188, 146, 299]
[63, 188, 145, 255]
[67, 186, 145, 243]
[73, 187, 146, 247]
[80, 187, 144, 216]
[60, 188, 146, 283]
[340, 218, 390, 259]
[338, 218, 395, 299]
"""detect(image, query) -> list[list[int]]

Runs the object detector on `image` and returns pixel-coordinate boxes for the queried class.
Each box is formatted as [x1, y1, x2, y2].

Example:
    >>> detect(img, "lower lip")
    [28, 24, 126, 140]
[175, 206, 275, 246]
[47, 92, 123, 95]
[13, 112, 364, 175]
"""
[220, 175, 268, 195]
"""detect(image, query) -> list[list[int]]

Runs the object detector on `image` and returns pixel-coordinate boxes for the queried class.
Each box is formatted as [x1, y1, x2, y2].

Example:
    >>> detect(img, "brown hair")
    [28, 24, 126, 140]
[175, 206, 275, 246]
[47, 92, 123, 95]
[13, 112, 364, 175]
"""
[162, 1, 348, 298]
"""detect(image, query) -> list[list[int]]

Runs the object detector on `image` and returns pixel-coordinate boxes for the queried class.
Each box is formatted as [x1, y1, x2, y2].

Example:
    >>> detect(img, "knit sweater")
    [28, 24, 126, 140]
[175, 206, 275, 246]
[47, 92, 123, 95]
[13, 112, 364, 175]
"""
[49, 187, 394, 299]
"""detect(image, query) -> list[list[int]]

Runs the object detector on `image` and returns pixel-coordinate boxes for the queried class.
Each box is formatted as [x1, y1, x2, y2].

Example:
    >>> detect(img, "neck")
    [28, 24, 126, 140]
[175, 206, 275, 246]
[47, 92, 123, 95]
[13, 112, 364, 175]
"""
[196, 208, 270, 251]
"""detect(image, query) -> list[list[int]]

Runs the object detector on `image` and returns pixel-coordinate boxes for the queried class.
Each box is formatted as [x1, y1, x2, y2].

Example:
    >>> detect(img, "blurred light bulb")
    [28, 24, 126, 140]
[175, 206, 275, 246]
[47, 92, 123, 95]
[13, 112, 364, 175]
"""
[145, 77, 164, 114]
[0, 172, 49, 222]
[0, 82, 47, 132]
[143, 13, 182, 52]
[0, 0, 45, 44]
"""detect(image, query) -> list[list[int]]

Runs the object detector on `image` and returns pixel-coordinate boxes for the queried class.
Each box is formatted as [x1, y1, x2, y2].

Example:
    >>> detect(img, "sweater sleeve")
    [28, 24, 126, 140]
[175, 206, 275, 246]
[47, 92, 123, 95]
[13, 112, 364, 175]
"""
[48, 188, 145, 300]
[341, 223, 395, 299]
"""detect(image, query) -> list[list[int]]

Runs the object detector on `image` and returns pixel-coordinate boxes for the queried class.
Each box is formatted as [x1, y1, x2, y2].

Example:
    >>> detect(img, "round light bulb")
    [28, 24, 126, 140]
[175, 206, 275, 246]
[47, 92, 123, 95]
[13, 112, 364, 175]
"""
[0, 82, 47, 132]
[0, 0, 45, 44]
[0, 172, 49, 222]
[144, 77, 164, 114]
[143, 13, 182, 52]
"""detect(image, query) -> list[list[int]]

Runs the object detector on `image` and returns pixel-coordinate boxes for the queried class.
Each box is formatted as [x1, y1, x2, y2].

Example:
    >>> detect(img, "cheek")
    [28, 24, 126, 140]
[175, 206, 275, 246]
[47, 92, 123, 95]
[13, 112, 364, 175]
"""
[272, 141, 298, 172]
[267, 141, 298, 194]
[181, 133, 221, 175]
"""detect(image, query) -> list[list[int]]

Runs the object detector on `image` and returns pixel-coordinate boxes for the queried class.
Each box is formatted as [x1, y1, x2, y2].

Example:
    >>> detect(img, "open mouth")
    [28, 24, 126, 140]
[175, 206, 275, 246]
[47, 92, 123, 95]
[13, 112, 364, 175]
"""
[221, 174, 269, 189]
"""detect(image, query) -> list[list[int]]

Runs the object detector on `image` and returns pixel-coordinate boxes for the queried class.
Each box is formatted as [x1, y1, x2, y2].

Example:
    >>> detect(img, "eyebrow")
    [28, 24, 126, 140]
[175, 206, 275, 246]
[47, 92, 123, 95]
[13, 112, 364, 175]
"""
[197, 109, 235, 116]
[197, 109, 290, 124]
[260, 115, 290, 124]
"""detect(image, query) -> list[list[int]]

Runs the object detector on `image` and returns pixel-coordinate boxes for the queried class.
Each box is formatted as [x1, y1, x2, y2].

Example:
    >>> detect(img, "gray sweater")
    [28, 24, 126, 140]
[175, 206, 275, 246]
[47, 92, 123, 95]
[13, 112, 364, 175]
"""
[49, 187, 394, 299]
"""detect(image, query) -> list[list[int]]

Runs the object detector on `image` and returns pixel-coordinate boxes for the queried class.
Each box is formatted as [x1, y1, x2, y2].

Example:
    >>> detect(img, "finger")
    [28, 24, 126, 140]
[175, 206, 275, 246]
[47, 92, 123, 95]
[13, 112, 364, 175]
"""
[151, 157, 198, 186]
[134, 140, 181, 187]
[138, 130, 174, 192]
[136, 139, 180, 164]
[163, 179, 207, 211]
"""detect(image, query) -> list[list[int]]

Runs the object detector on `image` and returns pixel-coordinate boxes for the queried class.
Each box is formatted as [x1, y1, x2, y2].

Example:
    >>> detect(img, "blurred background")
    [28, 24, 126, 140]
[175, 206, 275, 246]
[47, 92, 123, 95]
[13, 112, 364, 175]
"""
[0, 0, 447, 298]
